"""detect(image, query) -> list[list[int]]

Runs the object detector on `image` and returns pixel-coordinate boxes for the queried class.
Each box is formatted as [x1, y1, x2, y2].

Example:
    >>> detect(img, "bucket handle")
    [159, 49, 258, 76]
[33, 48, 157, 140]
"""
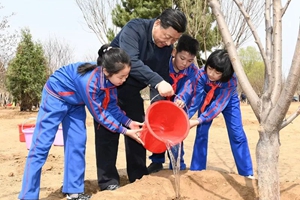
[150, 94, 190, 117]
[22, 117, 36, 132]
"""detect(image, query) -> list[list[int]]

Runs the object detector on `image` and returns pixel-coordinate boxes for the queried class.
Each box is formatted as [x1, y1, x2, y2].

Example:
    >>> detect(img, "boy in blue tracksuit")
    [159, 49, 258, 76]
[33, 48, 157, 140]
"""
[188, 49, 253, 177]
[148, 34, 200, 173]
[18, 45, 143, 200]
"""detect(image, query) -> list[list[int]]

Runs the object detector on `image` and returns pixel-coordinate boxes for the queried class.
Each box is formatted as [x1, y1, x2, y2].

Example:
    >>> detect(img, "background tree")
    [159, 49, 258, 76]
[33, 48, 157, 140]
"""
[74, 0, 220, 54]
[0, 3, 19, 103]
[75, 0, 264, 98]
[74, 0, 264, 60]
[208, 0, 300, 199]
[173, 0, 221, 64]
[111, 0, 171, 27]
[238, 46, 264, 96]
[112, 0, 263, 63]
[0, 3, 18, 68]
[6, 28, 47, 111]
[220, 0, 264, 48]
[43, 36, 75, 75]
[75, 0, 121, 44]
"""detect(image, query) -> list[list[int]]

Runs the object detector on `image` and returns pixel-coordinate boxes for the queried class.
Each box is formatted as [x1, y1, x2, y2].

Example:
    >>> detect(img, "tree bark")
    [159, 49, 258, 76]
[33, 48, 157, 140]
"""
[20, 93, 32, 111]
[256, 126, 280, 200]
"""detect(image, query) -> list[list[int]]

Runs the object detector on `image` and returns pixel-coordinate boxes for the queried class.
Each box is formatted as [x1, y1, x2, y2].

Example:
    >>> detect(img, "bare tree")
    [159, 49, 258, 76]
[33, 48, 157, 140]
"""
[0, 3, 19, 97]
[174, 0, 221, 64]
[176, 0, 263, 63]
[220, 0, 264, 48]
[75, 0, 120, 44]
[0, 4, 18, 67]
[208, 0, 300, 199]
[43, 36, 75, 74]
[81, 53, 97, 63]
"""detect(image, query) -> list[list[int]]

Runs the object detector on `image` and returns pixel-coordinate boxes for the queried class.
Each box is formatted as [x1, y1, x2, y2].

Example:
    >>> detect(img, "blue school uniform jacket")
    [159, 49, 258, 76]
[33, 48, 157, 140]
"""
[45, 62, 131, 134]
[169, 57, 199, 109]
[188, 68, 238, 122]
[110, 18, 173, 94]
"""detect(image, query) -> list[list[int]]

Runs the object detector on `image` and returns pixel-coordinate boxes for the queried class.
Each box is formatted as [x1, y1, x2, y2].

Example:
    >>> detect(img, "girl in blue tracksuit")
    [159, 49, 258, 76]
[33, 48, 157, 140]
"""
[18, 45, 143, 200]
[148, 34, 200, 173]
[188, 49, 253, 177]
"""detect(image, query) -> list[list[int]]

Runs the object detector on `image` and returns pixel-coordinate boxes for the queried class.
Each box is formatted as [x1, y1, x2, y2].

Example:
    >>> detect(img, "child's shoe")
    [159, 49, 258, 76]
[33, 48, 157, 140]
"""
[66, 193, 91, 200]
[246, 175, 255, 180]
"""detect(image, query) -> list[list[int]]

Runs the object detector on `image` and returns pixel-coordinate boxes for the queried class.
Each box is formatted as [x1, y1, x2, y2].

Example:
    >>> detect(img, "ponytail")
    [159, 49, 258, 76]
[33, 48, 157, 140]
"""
[77, 63, 97, 75]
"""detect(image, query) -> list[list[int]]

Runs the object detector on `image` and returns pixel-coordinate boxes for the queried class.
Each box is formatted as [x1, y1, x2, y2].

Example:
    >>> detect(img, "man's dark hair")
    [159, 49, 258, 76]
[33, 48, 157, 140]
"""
[158, 8, 187, 33]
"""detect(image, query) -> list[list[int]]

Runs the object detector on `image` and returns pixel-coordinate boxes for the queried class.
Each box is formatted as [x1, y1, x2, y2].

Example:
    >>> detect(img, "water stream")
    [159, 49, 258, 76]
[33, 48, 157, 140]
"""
[166, 142, 182, 199]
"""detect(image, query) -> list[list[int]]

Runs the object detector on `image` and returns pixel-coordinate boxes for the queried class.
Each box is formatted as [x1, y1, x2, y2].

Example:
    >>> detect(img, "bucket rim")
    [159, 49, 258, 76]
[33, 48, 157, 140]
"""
[22, 117, 36, 131]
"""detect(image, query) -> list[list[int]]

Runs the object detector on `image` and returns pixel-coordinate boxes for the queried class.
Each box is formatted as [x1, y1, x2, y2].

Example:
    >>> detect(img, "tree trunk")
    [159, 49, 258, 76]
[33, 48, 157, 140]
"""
[20, 93, 32, 111]
[256, 127, 280, 200]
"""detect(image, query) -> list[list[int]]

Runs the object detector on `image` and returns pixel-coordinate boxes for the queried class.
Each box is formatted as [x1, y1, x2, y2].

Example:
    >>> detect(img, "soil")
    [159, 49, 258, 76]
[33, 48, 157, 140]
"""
[1, 102, 300, 200]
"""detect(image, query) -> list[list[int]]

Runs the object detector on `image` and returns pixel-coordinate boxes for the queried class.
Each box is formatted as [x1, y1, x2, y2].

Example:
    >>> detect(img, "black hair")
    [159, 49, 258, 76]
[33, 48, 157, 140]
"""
[157, 8, 187, 33]
[176, 34, 199, 56]
[204, 49, 234, 82]
[77, 44, 131, 77]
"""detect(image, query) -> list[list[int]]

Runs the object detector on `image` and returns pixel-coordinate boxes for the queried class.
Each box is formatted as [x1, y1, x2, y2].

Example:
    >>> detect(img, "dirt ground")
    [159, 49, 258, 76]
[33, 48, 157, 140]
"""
[1, 102, 300, 200]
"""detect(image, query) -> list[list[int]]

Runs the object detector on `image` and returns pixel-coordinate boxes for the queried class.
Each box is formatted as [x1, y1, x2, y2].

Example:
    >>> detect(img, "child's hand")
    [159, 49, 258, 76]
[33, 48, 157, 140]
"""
[125, 129, 144, 145]
[129, 121, 144, 130]
[189, 119, 200, 129]
[174, 99, 185, 108]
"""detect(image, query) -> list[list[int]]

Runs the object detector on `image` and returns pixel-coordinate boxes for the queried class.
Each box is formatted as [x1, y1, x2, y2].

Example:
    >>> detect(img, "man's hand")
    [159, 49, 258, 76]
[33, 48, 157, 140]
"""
[157, 80, 174, 97]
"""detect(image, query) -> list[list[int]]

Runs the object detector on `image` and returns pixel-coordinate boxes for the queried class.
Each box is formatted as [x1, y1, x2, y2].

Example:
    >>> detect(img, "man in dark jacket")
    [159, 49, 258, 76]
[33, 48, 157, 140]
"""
[94, 8, 187, 191]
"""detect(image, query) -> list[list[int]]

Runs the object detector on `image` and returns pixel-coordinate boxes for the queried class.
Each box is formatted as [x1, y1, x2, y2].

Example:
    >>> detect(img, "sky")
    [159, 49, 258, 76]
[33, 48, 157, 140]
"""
[1, 0, 100, 61]
[1, 0, 300, 73]
[244, 0, 300, 76]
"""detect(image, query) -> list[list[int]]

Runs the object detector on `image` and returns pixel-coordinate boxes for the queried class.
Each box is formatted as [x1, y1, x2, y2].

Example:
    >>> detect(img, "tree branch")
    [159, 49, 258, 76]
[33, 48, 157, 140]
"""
[270, 0, 283, 106]
[233, 0, 269, 73]
[75, 0, 120, 44]
[221, 0, 264, 48]
[264, 0, 272, 95]
[281, 0, 291, 17]
[274, 23, 300, 127]
[281, 106, 300, 129]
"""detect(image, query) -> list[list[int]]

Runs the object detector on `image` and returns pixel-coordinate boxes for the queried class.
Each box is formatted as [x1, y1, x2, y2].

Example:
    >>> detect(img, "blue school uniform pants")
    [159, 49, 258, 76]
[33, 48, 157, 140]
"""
[19, 89, 87, 199]
[191, 95, 253, 176]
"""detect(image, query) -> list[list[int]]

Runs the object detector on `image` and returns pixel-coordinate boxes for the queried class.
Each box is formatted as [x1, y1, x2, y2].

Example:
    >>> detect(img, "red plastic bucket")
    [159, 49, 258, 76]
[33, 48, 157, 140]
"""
[140, 100, 190, 153]
[19, 118, 36, 143]
[18, 124, 35, 142]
